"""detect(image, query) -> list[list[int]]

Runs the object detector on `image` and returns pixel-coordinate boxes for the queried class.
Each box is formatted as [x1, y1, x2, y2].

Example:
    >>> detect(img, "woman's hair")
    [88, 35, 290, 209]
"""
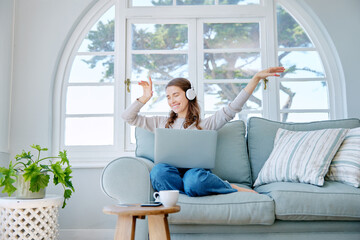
[165, 78, 202, 130]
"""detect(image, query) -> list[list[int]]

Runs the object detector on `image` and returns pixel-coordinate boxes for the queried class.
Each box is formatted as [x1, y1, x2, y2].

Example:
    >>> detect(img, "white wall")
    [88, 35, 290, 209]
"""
[304, 0, 360, 118]
[8, 0, 116, 236]
[0, 0, 13, 167]
[3, 0, 360, 238]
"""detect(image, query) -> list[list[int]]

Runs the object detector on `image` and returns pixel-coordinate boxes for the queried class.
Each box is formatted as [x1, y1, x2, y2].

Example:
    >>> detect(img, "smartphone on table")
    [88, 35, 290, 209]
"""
[140, 201, 162, 207]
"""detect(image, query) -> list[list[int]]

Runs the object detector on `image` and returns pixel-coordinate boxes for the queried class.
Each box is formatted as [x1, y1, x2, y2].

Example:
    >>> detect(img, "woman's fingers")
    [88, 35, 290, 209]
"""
[269, 66, 285, 73]
[149, 77, 153, 91]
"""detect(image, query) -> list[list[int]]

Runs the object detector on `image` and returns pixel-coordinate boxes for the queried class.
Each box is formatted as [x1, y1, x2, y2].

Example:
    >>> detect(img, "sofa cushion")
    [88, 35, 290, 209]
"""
[247, 117, 360, 183]
[254, 128, 348, 187]
[168, 185, 274, 225]
[326, 127, 360, 187]
[255, 181, 360, 221]
[135, 120, 252, 186]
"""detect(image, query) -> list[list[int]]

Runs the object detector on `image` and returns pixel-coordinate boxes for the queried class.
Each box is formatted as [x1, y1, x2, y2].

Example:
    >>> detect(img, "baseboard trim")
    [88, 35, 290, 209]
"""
[59, 229, 115, 240]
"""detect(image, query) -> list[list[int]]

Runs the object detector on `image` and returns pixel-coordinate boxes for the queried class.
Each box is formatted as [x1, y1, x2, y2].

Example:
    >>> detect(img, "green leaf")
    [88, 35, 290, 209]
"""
[51, 162, 65, 185]
[59, 150, 69, 166]
[15, 150, 32, 161]
[0, 163, 17, 196]
[62, 189, 73, 208]
[30, 144, 48, 152]
[40, 164, 50, 170]
[64, 166, 75, 191]
[23, 163, 41, 182]
[29, 174, 50, 192]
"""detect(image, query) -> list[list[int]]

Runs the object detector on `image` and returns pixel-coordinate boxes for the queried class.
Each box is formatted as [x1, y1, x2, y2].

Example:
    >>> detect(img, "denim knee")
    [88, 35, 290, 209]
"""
[150, 163, 170, 180]
[150, 163, 184, 192]
[183, 168, 208, 197]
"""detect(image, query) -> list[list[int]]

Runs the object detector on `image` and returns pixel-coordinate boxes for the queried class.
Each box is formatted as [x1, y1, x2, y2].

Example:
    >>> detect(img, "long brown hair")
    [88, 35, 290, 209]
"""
[165, 78, 202, 130]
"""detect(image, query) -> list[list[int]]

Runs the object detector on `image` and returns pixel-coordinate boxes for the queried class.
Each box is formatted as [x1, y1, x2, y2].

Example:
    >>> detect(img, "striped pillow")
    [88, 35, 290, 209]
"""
[254, 128, 348, 187]
[326, 127, 360, 187]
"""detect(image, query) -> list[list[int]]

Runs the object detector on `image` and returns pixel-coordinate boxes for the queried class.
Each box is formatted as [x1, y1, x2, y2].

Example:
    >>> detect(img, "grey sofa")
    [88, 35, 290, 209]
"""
[101, 117, 360, 240]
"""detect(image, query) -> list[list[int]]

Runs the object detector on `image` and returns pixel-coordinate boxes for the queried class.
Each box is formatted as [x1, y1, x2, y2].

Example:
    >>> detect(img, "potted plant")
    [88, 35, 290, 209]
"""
[0, 144, 74, 208]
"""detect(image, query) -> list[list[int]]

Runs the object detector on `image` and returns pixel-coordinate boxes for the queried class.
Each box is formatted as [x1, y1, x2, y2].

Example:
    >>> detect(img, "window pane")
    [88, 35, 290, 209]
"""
[279, 51, 325, 78]
[78, 6, 115, 52]
[66, 86, 114, 114]
[69, 55, 114, 83]
[132, 54, 188, 81]
[204, 52, 260, 79]
[131, 84, 170, 112]
[219, 0, 260, 5]
[65, 117, 114, 146]
[277, 5, 313, 48]
[281, 112, 329, 123]
[204, 23, 259, 49]
[177, 0, 214, 5]
[132, 24, 188, 50]
[132, 0, 172, 7]
[204, 83, 262, 111]
[279, 81, 328, 110]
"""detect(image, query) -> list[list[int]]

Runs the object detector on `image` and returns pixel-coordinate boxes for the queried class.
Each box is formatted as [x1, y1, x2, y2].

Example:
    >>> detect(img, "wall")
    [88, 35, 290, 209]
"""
[0, 0, 13, 168]
[9, 0, 116, 238]
[5, 0, 360, 239]
[304, 0, 360, 118]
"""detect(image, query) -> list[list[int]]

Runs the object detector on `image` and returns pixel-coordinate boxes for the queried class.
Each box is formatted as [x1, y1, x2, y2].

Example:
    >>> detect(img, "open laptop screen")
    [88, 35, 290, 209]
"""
[154, 128, 217, 169]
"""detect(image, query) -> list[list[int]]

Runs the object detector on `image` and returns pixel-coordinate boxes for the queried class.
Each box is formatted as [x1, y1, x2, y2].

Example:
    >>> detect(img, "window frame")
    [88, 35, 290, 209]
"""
[53, 0, 347, 167]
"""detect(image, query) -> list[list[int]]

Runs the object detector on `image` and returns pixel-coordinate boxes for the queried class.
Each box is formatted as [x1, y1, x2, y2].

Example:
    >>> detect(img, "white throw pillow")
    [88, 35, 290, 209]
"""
[254, 128, 348, 187]
[326, 127, 360, 187]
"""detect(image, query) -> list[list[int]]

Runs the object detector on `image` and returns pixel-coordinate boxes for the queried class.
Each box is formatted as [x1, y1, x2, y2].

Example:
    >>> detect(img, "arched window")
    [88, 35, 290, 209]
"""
[54, 0, 346, 166]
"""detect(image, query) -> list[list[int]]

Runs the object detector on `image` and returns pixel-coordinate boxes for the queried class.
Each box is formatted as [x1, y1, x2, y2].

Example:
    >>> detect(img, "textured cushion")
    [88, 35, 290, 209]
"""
[254, 128, 348, 187]
[168, 186, 274, 225]
[135, 120, 252, 185]
[247, 117, 360, 183]
[327, 127, 360, 187]
[255, 181, 360, 220]
[135, 127, 155, 161]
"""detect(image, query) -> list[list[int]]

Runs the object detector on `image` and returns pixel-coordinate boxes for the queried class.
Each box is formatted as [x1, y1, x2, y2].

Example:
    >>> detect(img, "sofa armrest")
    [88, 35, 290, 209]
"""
[101, 157, 155, 203]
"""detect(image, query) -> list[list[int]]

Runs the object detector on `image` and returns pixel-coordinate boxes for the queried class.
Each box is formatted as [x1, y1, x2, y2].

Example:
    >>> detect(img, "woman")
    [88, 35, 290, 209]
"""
[122, 67, 285, 197]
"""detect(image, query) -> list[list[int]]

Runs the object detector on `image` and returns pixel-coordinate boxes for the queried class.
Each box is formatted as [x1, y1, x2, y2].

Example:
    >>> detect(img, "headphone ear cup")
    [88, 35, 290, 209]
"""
[186, 88, 196, 100]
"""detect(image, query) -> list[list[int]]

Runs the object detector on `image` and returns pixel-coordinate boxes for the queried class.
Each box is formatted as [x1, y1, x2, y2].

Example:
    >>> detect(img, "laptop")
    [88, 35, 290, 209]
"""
[154, 128, 218, 169]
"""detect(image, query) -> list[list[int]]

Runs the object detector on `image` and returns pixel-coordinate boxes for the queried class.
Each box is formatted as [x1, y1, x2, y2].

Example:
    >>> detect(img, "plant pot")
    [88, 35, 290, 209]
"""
[16, 173, 46, 199]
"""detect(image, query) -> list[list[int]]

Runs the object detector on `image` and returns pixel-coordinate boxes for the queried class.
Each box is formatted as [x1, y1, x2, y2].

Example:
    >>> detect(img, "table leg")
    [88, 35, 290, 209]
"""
[148, 214, 171, 240]
[114, 215, 137, 240]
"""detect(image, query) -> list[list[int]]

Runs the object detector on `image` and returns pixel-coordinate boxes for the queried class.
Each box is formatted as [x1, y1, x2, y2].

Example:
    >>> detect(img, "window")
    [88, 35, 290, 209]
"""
[54, 0, 346, 166]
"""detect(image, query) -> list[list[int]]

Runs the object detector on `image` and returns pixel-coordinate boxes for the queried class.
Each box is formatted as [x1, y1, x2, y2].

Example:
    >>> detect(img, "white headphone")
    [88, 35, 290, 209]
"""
[186, 86, 196, 100]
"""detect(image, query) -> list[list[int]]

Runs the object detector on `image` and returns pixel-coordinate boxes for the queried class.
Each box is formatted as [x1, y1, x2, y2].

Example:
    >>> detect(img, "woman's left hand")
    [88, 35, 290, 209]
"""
[254, 67, 285, 81]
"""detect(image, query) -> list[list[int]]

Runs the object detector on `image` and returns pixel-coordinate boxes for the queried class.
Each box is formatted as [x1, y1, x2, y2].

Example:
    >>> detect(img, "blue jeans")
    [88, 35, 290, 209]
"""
[150, 163, 237, 197]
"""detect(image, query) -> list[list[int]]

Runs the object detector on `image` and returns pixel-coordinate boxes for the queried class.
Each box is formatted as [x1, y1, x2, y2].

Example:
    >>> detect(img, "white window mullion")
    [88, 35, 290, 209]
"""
[188, 19, 197, 100]
[264, 0, 279, 121]
[196, 18, 205, 118]
[116, 0, 126, 152]
[280, 109, 329, 113]
[277, 47, 316, 52]
[132, 50, 189, 54]
[125, 18, 135, 151]
[203, 48, 261, 53]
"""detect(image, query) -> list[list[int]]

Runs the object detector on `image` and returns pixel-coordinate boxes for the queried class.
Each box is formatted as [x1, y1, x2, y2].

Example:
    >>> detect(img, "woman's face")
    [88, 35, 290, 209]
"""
[166, 86, 189, 118]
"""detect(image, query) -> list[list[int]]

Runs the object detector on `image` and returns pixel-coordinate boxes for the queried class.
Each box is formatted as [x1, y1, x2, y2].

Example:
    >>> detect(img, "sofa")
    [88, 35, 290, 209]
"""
[101, 117, 360, 240]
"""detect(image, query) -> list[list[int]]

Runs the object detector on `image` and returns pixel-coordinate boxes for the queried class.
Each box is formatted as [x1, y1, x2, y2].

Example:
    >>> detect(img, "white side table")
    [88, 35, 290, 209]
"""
[0, 195, 62, 240]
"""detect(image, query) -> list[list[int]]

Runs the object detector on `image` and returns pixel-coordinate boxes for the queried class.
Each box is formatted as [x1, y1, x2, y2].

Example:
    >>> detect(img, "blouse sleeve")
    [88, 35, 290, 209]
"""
[121, 100, 166, 133]
[201, 89, 251, 130]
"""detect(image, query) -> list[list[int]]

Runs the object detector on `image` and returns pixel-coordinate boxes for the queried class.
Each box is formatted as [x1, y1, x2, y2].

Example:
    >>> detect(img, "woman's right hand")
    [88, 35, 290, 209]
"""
[138, 77, 153, 104]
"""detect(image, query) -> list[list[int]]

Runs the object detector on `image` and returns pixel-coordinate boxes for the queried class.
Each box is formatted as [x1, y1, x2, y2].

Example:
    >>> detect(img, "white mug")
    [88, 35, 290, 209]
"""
[153, 190, 179, 207]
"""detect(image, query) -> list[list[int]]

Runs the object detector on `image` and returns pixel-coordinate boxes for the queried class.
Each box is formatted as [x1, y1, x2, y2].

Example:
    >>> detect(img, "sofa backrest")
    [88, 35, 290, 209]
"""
[247, 117, 360, 184]
[135, 120, 252, 186]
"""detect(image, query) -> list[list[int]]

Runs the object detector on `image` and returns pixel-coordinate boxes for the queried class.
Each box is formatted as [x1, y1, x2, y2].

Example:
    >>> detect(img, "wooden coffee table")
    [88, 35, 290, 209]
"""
[103, 204, 180, 240]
